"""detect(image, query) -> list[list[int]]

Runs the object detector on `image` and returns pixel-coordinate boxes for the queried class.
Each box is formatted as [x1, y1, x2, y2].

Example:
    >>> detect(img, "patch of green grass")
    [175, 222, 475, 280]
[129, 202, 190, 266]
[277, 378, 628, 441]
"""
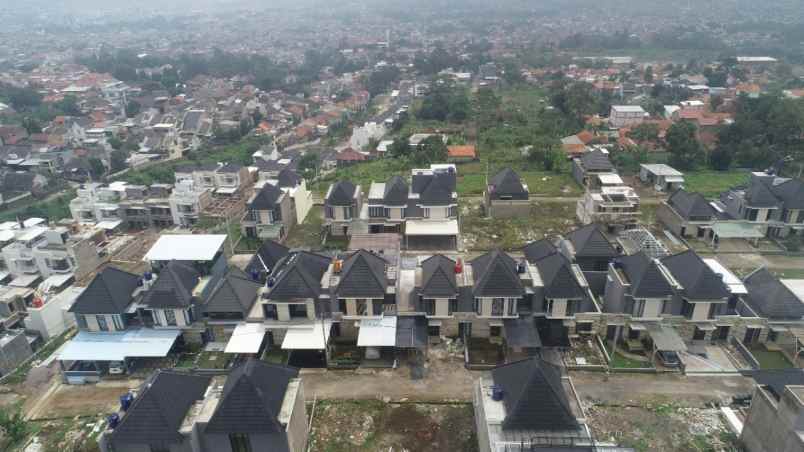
[196, 351, 230, 370]
[750, 347, 794, 369]
[261, 348, 288, 365]
[285, 205, 324, 249]
[611, 351, 653, 369]
[684, 170, 749, 198]
[0, 190, 75, 223]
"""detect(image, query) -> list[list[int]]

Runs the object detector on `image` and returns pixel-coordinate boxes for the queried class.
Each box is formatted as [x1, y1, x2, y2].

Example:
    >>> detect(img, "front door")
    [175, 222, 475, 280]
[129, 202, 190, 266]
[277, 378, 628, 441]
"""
[743, 327, 760, 345]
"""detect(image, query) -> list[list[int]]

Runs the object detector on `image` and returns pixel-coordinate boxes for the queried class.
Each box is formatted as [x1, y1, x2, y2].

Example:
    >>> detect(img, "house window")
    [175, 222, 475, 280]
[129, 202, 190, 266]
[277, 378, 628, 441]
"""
[96, 315, 108, 332]
[112, 315, 124, 330]
[372, 300, 383, 316]
[491, 298, 504, 316]
[633, 300, 646, 317]
[424, 299, 436, 316]
[165, 310, 177, 326]
[76, 314, 88, 330]
[506, 299, 517, 316]
[448, 299, 457, 315]
[546, 300, 554, 316]
[289, 304, 308, 319]
[428, 325, 440, 337]
[369, 206, 386, 218]
[229, 434, 252, 452]
[423, 208, 430, 218]
[681, 300, 694, 319]
[517, 298, 531, 314]
[474, 298, 481, 315]
[324, 206, 334, 219]
[338, 299, 347, 313]
[356, 299, 368, 316]
[490, 326, 502, 337]
[566, 300, 578, 317]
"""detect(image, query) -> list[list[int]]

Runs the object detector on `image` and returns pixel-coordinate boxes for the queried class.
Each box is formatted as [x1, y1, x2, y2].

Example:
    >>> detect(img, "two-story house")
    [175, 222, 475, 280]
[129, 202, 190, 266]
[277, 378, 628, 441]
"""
[324, 249, 397, 359]
[657, 188, 720, 240]
[466, 249, 526, 339]
[571, 149, 616, 188]
[484, 167, 529, 218]
[201, 266, 262, 343]
[740, 268, 804, 348]
[140, 261, 204, 343]
[560, 224, 621, 272]
[405, 164, 459, 250]
[100, 359, 308, 452]
[364, 175, 408, 234]
[241, 183, 295, 242]
[324, 180, 361, 237]
[214, 163, 251, 195]
[251, 251, 331, 365]
[720, 172, 804, 239]
[169, 179, 213, 228]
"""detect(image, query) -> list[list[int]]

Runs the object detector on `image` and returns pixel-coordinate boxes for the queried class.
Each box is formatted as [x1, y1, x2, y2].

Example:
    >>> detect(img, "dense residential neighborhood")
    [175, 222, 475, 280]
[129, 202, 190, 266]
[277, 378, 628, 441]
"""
[2, 0, 804, 451]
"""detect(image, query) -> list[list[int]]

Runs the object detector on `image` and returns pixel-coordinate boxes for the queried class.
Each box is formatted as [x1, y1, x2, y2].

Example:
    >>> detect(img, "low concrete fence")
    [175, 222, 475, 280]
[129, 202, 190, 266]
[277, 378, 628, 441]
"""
[731, 336, 761, 370]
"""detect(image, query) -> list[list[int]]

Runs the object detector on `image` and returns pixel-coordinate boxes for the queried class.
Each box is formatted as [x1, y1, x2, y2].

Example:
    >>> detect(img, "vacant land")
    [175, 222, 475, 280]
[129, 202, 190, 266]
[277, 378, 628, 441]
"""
[308, 400, 477, 452]
[587, 401, 740, 452]
[457, 165, 580, 197]
[684, 170, 749, 198]
[285, 205, 325, 249]
[461, 199, 578, 250]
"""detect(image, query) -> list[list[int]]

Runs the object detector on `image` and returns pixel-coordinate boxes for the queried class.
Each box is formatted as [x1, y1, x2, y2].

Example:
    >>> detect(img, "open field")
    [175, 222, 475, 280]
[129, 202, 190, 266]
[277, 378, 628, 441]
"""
[684, 170, 749, 198]
[587, 401, 740, 452]
[460, 199, 578, 250]
[308, 400, 477, 452]
[285, 205, 325, 249]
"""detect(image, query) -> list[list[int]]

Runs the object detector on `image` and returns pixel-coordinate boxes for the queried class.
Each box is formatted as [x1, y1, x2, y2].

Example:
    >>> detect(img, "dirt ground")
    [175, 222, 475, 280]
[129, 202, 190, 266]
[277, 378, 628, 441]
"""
[302, 355, 477, 402]
[587, 402, 740, 452]
[26, 378, 142, 420]
[308, 400, 477, 452]
[571, 372, 754, 406]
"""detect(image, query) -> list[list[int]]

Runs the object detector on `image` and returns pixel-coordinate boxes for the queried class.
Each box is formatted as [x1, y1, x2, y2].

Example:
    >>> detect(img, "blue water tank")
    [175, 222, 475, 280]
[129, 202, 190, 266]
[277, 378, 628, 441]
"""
[267, 277, 276, 288]
[144, 272, 153, 281]
[120, 393, 134, 411]
[250, 269, 260, 281]
[107, 413, 120, 429]
[491, 385, 504, 401]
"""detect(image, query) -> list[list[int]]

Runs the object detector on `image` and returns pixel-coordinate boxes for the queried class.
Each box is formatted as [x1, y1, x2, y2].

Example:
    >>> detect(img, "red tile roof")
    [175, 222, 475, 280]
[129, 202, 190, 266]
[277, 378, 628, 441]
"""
[447, 145, 477, 159]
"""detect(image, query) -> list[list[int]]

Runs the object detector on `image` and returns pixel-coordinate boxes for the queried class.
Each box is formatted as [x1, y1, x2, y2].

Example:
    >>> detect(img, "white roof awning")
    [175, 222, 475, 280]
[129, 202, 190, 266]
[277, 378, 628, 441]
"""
[224, 323, 267, 354]
[95, 220, 123, 230]
[357, 316, 397, 347]
[598, 173, 624, 185]
[9, 274, 40, 288]
[405, 219, 459, 236]
[59, 328, 181, 362]
[145, 234, 226, 262]
[281, 321, 332, 350]
[703, 258, 747, 294]
[215, 186, 239, 195]
[664, 175, 685, 182]
[712, 222, 765, 239]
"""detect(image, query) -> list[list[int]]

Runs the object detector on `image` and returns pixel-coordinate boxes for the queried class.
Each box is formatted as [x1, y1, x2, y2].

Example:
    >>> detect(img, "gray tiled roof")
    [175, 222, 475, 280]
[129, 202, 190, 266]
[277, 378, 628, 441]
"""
[203, 267, 261, 315]
[249, 183, 282, 210]
[534, 253, 585, 300]
[267, 251, 330, 300]
[205, 359, 299, 434]
[567, 224, 618, 258]
[247, 240, 290, 276]
[276, 169, 301, 188]
[470, 249, 525, 298]
[744, 268, 804, 320]
[522, 239, 557, 263]
[488, 167, 528, 199]
[661, 250, 729, 300]
[578, 149, 614, 172]
[668, 189, 717, 219]
[110, 371, 211, 445]
[411, 171, 456, 205]
[383, 175, 409, 205]
[420, 255, 458, 298]
[69, 267, 140, 315]
[326, 180, 356, 205]
[335, 250, 387, 299]
[618, 252, 675, 299]
[141, 261, 200, 309]
[492, 358, 578, 431]
[746, 178, 780, 208]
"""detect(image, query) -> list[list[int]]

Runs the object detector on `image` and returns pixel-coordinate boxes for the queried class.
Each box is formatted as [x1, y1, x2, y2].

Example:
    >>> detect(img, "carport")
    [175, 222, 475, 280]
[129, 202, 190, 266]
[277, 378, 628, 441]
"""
[503, 318, 542, 356]
[224, 322, 267, 355]
[645, 323, 687, 362]
[58, 328, 181, 384]
[281, 321, 332, 368]
[404, 220, 458, 250]
[711, 222, 765, 247]
[357, 316, 397, 364]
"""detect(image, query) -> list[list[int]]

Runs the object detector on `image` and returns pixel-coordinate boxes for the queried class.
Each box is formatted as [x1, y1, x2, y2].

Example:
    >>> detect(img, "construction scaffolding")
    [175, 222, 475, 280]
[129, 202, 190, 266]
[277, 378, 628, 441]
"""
[619, 227, 669, 259]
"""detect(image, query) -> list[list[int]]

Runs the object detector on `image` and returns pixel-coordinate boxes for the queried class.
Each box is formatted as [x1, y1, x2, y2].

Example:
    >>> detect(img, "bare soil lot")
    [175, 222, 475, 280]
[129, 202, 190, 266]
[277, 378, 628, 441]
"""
[308, 400, 477, 452]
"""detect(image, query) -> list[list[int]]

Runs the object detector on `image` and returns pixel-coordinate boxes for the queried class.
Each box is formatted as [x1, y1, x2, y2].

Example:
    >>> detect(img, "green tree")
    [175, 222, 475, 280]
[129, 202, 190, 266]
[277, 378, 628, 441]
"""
[414, 135, 448, 165]
[21, 117, 42, 134]
[643, 66, 654, 83]
[629, 123, 660, 143]
[88, 157, 106, 180]
[710, 95, 724, 111]
[110, 150, 129, 172]
[709, 146, 733, 170]
[666, 121, 704, 170]
[297, 152, 319, 181]
[108, 137, 123, 150]
[0, 405, 28, 444]
[388, 136, 410, 158]
[125, 100, 141, 118]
